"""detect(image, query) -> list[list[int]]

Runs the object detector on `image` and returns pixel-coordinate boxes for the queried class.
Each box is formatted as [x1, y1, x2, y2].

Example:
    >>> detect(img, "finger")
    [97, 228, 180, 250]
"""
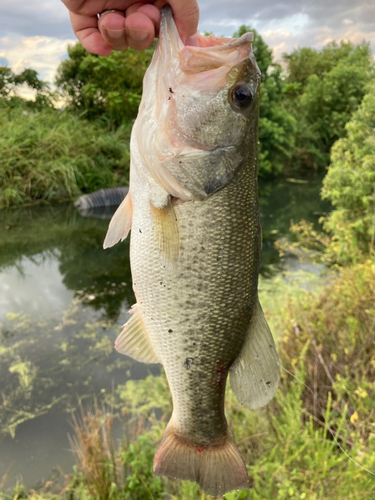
[70, 11, 112, 56]
[169, 0, 199, 42]
[154, 0, 199, 42]
[125, 12, 156, 51]
[129, 3, 161, 36]
[99, 11, 128, 51]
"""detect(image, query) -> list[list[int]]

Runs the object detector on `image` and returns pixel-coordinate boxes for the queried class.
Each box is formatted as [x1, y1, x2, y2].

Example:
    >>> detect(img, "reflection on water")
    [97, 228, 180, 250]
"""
[0, 176, 330, 489]
[0, 257, 74, 319]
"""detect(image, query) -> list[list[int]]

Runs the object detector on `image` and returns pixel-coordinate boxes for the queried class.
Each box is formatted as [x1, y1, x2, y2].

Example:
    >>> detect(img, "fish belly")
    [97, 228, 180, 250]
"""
[130, 158, 260, 446]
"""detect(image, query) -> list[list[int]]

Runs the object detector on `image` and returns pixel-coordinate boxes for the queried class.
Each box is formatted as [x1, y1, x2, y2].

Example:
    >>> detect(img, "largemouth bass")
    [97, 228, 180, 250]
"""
[104, 7, 280, 496]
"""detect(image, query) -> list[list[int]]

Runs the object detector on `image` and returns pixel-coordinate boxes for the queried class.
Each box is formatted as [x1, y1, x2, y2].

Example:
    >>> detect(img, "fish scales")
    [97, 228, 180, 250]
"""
[131, 143, 260, 444]
[104, 6, 280, 496]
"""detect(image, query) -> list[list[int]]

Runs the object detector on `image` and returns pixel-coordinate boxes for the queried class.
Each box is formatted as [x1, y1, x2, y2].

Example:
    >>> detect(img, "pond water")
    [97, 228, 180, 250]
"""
[0, 176, 330, 489]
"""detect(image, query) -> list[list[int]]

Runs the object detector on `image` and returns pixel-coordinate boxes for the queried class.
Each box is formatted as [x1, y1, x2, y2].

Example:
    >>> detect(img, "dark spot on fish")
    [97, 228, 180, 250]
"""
[266, 381, 271, 385]
[169, 87, 174, 93]
[184, 358, 193, 369]
[269, 345, 273, 348]
[160, 282, 163, 285]
[168, 329, 173, 333]
[193, 342, 196, 346]
[179, 161, 182, 164]
[168, 96, 171, 100]
[202, 246, 205, 250]
[139, 229, 142, 233]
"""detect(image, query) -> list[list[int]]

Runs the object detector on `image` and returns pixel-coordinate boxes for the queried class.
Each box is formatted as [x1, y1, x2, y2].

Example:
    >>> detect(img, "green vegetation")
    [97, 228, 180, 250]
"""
[1, 29, 373, 206]
[288, 87, 374, 265]
[283, 41, 374, 170]
[0, 106, 130, 207]
[55, 44, 153, 126]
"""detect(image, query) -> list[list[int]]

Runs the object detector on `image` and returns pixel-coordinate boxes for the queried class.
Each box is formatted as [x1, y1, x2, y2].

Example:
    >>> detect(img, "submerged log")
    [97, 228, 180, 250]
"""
[75, 187, 129, 218]
[75, 186, 129, 210]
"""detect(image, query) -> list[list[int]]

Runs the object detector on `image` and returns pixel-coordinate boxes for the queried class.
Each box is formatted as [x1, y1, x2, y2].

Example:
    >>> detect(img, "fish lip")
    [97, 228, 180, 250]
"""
[160, 5, 253, 53]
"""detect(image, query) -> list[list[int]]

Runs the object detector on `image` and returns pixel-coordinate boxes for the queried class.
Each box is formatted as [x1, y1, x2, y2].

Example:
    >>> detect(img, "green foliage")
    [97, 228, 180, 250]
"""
[0, 66, 55, 109]
[288, 88, 374, 264]
[0, 106, 130, 207]
[121, 435, 163, 499]
[283, 41, 374, 170]
[321, 89, 375, 262]
[234, 26, 296, 176]
[55, 44, 154, 127]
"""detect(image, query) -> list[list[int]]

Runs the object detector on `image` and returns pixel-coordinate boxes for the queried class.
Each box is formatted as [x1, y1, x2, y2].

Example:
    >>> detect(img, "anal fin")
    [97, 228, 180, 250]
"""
[103, 192, 133, 249]
[230, 298, 280, 409]
[115, 304, 160, 364]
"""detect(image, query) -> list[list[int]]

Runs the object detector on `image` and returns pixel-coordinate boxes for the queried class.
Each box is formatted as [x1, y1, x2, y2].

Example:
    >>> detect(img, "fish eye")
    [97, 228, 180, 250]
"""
[229, 83, 253, 111]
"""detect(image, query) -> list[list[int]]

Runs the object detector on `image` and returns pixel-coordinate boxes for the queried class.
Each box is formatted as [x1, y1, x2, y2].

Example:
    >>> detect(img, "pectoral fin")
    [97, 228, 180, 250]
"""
[230, 298, 280, 409]
[151, 196, 180, 268]
[115, 304, 160, 364]
[103, 193, 133, 249]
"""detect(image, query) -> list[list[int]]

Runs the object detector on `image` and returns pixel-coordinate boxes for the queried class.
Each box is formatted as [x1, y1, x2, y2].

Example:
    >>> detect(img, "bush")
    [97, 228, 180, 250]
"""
[0, 106, 131, 207]
[321, 89, 375, 262]
[287, 88, 374, 264]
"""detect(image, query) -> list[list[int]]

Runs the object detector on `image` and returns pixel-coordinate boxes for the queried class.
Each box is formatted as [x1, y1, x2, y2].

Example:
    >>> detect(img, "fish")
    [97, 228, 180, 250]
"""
[104, 6, 280, 497]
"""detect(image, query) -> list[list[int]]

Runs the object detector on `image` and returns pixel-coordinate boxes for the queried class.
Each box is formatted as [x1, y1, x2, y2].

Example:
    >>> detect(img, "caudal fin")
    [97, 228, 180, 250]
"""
[154, 423, 249, 497]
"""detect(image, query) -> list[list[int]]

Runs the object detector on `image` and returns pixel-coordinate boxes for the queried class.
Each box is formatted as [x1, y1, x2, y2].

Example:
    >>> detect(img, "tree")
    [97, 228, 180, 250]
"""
[283, 41, 374, 170]
[0, 66, 54, 108]
[321, 88, 374, 262]
[56, 43, 154, 127]
[234, 26, 296, 176]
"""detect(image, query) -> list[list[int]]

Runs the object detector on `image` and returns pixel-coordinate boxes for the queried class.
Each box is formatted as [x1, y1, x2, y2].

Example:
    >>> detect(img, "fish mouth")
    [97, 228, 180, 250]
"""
[160, 5, 253, 72]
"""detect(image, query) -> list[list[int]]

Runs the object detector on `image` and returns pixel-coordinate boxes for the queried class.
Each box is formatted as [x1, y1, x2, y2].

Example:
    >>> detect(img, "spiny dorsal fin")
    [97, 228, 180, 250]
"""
[115, 304, 160, 364]
[151, 196, 180, 268]
[230, 298, 280, 409]
[103, 192, 133, 249]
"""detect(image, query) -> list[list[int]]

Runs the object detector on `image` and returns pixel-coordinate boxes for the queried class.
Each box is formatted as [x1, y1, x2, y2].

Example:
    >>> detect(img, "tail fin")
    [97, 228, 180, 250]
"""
[154, 423, 249, 497]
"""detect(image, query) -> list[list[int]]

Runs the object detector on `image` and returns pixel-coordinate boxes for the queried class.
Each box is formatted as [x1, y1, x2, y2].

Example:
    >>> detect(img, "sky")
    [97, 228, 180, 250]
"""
[0, 0, 374, 87]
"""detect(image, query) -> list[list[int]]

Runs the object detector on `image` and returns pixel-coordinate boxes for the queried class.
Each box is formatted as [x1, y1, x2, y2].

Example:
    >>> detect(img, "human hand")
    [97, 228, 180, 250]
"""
[62, 0, 199, 55]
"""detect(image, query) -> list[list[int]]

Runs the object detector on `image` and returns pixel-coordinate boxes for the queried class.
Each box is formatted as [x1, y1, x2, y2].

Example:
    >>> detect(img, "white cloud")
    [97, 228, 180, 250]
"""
[0, 35, 75, 83]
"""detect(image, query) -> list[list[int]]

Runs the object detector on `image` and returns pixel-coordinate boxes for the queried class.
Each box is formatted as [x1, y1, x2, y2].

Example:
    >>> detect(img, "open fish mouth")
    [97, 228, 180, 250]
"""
[159, 5, 253, 68]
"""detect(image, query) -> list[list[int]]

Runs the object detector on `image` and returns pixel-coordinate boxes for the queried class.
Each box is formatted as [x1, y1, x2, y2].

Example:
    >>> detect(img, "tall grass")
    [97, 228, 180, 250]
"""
[67, 403, 163, 500]
[0, 105, 131, 208]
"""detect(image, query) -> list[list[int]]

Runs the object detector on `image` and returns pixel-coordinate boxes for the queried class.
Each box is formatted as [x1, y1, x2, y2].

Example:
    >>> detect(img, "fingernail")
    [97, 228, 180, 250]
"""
[128, 28, 149, 41]
[106, 28, 126, 40]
